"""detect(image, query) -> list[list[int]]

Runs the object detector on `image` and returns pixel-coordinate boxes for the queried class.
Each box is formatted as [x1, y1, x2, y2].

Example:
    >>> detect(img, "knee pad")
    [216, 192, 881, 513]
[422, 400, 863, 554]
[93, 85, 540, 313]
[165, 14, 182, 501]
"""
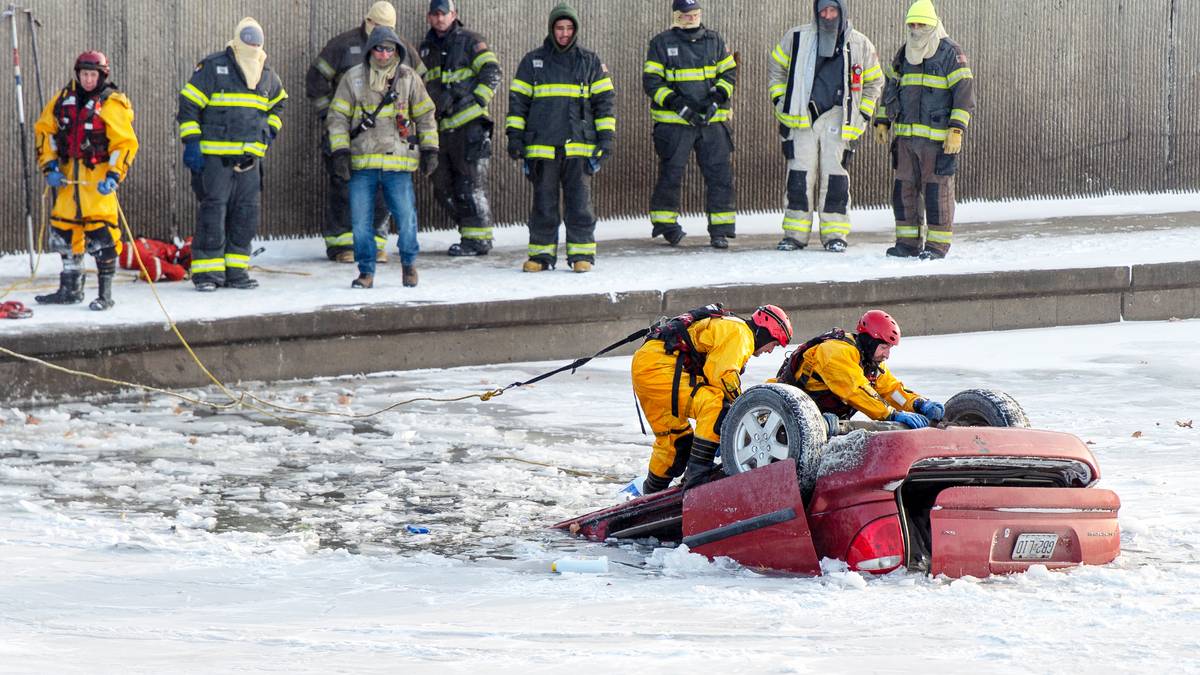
[824, 175, 850, 214]
[787, 170, 808, 212]
[924, 183, 943, 225]
[94, 247, 118, 266]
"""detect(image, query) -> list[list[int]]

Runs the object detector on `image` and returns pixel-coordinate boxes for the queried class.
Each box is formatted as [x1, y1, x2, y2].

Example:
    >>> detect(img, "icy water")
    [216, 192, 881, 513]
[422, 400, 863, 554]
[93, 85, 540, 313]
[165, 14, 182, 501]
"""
[3, 321, 1200, 672]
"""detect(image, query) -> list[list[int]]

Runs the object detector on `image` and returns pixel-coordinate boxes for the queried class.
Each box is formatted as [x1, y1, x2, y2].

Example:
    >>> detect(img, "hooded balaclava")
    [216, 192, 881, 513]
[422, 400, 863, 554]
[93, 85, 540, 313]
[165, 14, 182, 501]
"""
[904, 0, 949, 65]
[815, 0, 848, 59]
[229, 17, 266, 89]
[365, 1, 398, 38]
[548, 2, 580, 53]
[364, 25, 405, 93]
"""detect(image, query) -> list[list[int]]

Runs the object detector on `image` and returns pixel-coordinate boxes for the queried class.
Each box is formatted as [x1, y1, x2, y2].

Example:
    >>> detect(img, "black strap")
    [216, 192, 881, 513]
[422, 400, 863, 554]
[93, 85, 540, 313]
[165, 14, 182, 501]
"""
[499, 326, 650, 392]
[350, 77, 398, 139]
[671, 356, 684, 418]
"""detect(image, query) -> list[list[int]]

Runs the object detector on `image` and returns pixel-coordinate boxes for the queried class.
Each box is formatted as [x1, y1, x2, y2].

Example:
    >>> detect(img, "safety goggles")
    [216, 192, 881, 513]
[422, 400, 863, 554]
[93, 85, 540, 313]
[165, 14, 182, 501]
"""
[372, 44, 397, 54]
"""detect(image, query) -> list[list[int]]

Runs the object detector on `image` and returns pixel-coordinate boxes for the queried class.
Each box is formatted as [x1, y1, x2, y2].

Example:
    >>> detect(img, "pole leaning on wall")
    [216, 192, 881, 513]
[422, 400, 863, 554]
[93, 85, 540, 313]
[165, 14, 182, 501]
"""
[4, 3, 37, 274]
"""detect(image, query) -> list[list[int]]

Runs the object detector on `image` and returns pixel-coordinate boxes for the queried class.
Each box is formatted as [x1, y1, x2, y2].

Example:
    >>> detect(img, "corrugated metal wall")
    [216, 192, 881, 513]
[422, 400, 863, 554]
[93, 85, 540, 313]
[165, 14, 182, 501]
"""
[0, 0, 1194, 252]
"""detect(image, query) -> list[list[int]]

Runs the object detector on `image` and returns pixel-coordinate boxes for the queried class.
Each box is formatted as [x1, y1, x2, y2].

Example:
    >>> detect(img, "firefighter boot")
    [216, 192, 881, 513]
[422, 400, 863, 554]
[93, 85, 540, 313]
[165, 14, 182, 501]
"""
[641, 472, 672, 495]
[35, 270, 85, 305]
[402, 265, 419, 288]
[89, 260, 117, 311]
[682, 437, 721, 488]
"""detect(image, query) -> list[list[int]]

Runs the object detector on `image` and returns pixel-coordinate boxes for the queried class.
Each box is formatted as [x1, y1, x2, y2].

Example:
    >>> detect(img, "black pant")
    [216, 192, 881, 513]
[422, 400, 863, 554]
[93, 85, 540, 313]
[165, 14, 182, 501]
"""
[649, 123, 735, 238]
[321, 133, 391, 259]
[191, 155, 260, 286]
[432, 119, 492, 242]
[527, 155, 596, 265]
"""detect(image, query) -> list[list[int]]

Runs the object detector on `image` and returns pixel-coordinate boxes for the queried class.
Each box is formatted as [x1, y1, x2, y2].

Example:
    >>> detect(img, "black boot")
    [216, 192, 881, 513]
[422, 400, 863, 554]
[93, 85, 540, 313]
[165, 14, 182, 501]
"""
[682, 437, 721, 487]
[641, 472, 672, 495]
[35, 269, 85, 305]
[89, 260, 116, 311]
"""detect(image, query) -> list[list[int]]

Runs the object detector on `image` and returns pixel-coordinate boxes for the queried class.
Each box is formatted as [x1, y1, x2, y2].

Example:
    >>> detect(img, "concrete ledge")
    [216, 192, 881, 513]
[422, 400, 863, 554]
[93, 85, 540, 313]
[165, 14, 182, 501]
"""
[2, 264, 1197, 403]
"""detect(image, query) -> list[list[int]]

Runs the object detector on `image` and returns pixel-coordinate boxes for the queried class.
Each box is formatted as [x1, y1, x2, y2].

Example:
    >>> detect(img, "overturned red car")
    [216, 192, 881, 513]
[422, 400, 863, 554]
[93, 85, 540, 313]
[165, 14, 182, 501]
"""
[556, 385, 1121, 578]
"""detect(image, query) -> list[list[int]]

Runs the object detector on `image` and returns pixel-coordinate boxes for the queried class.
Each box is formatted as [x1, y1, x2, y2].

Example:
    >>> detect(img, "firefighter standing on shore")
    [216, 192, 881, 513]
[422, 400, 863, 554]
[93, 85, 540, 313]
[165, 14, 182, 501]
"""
[306, 2, 424, 263]
[178, 17, 287, 292]
[768, 0, 882, 254]
[634, 305, 793, 494]
[33, 51, 138, 311]
[875, 0, 975, 260]
[506, 3, 615, 274]
[776, 309, 943, 428]
[643, 0, 738, 250]
[419, 0, 502, 257]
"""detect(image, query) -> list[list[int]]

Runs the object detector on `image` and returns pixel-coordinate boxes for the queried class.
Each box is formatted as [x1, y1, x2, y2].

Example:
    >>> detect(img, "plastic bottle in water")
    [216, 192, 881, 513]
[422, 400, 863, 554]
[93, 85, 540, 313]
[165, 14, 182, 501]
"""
[552, 556, 610, 574]
[617, 473, 647, 500]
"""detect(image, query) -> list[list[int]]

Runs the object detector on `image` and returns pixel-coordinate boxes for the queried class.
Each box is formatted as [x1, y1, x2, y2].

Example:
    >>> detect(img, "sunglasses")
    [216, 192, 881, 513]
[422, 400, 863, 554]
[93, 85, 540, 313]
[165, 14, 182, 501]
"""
[372, 45, 397, 54]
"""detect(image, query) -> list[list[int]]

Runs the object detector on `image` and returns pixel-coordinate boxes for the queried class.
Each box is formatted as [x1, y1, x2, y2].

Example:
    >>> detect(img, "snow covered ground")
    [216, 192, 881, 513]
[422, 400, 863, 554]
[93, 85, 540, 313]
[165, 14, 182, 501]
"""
[2, 319, 1199, 673]
[1, 192, 1199, 335]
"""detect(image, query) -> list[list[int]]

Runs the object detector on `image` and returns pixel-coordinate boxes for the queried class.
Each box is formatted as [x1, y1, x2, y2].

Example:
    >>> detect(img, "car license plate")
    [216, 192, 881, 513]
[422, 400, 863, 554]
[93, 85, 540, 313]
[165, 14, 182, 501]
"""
[1012, 533, 1058, 560]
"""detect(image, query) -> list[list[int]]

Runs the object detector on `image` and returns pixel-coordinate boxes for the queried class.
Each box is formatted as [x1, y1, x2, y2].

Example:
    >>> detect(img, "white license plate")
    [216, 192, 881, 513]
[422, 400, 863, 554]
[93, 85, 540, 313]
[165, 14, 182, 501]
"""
[1012, 533, 1058, 560]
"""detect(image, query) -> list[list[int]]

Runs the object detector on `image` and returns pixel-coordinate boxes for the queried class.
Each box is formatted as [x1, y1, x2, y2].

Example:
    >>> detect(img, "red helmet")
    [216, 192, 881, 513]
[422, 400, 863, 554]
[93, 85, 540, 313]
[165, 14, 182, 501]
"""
[751, 305, 793, 347]
[857, 310, 901, 346]
[74, 51, 110, 77]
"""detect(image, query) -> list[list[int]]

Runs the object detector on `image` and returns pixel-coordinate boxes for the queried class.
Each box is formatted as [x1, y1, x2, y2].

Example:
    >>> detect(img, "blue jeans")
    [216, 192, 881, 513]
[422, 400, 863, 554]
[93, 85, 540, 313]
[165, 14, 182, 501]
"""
[349, 169, 419, 274]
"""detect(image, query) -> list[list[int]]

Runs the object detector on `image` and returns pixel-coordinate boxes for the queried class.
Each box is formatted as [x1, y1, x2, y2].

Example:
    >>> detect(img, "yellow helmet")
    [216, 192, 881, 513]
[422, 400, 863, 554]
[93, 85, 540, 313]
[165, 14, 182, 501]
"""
[906, 0, 939, 26]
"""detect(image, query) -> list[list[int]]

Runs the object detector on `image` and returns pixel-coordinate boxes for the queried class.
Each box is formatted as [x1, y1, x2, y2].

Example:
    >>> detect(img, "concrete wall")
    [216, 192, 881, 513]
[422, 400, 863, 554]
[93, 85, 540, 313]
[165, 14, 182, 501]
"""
[1, 0, 1196, 253]
[4, 260, 1198, 403]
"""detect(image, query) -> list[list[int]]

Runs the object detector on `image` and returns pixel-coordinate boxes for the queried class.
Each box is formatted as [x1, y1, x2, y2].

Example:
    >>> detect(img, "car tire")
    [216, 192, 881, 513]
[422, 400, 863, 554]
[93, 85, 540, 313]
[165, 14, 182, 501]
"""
[719, 383, 829, 476]
[943, 389, 1030, 428]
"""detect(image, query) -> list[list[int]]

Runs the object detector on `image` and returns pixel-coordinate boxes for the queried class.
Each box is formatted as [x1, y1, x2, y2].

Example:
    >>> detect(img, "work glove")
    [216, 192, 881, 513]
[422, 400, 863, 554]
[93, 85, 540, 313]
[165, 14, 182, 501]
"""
[666, 93, 702, 126]
[507, 138, 524, 161]
[587, 143, 609, 175]
[97, 172, 120, 196]
[44, 160, 67, 188]
[943, 127, 964, 155]
[699, 101, 721, 126]
[874, 123, 890, 146]
[709, 85, 729, 106]
[913, 399, 945, 422]
[889, 410, 930, 429]
[419, 148, 439, 177]
[182, 140, 205, 173]
[331, 149, 352, 182]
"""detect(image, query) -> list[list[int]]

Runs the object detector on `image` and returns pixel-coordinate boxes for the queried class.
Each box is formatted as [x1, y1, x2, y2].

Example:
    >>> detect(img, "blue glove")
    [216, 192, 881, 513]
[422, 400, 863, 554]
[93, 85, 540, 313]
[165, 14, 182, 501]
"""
[890, 410, 930, 429]
[183, 140, 204, 173]
[44, 161, 67, 188]
[97, 172, 119, 195]
[913, 399, 945, 422]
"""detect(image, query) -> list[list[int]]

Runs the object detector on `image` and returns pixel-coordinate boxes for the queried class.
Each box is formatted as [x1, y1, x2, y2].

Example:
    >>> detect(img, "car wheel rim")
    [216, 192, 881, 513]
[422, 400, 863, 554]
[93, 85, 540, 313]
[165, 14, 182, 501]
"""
[730, 405, 790, 472]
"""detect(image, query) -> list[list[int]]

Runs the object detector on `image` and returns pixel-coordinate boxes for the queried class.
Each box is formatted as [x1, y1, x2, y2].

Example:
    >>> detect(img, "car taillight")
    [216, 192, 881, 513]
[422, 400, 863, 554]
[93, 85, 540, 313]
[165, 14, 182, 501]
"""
[847, 515, 904, 574]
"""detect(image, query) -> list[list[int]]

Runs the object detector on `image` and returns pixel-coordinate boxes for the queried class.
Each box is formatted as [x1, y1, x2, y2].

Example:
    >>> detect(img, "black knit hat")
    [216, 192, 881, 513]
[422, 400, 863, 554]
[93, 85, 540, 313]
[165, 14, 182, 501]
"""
[673, 0, 701, 11]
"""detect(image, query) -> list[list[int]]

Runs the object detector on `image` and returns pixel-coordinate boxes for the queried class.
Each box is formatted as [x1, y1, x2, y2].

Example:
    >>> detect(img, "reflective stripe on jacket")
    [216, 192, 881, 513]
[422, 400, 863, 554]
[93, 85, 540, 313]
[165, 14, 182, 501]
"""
[420, 21, 502, 131]
[877, 38, 975, 141]
[305, 24, 424, 117]
[642, 26, 736, 126]
[177, 48, 287, 157]
[505, 38, 616, 159]
[767, 24, 883, 140]
[326, 63, 439, 171]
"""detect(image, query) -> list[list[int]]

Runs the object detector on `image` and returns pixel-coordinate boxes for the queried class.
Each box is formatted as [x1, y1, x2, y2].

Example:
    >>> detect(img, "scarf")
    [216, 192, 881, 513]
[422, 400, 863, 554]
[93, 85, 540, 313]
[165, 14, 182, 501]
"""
[369, 55, 399, 94]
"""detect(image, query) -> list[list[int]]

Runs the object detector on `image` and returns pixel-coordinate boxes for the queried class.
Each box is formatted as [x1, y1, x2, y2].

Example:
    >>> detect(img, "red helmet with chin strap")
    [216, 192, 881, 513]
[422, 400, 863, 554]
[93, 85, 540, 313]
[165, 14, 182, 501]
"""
[751, 304, 793, 347]
[857, 310, 901, 346]
[75, 51, 110, 77]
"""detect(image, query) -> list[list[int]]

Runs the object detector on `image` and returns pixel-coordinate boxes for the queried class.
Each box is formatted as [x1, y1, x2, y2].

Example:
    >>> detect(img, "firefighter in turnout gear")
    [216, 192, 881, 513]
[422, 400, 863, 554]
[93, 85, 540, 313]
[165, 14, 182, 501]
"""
[327, 26, 439, 290]
[643, 0, 738, 249]
[768, 0, 883, 253]
[420, 0, 502, 257]
[634, 305, 793, 495]
[306, 2, 424, 263]
[777, 309, 943, 428]
[178, 18, 287, 292]
[506, 3, 615, 273]
[875, 0, 975, 260]
[33, 51, 138, 311]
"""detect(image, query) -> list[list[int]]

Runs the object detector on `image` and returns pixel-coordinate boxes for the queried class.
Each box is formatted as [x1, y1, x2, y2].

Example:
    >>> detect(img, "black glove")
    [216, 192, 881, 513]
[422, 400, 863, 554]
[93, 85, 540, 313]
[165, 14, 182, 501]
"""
[419, 148, 439, 177]
[331, 150, 351, 182]
[587, 144, 608, 176]
[666, 93, 702, 126]
[435, 90, 456, 116]
[507, 138, 524, 160]
[710, 85, 729, 106]
[699, 101, 721, 126]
